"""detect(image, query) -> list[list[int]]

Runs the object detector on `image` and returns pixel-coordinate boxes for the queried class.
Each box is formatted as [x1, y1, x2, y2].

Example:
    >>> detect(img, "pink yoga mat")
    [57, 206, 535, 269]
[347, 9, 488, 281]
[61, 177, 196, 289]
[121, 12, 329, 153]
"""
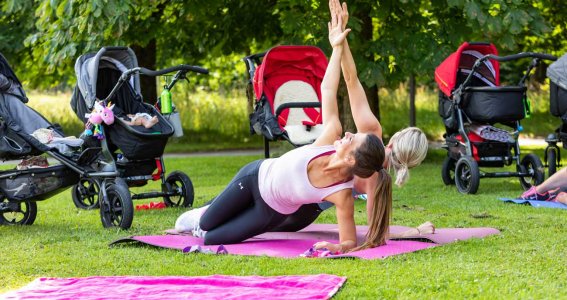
[113, 234, 436, 259]
[2, 274, 346, 300]
[253, 224, 501, 245]
[112, 225, 500, 259]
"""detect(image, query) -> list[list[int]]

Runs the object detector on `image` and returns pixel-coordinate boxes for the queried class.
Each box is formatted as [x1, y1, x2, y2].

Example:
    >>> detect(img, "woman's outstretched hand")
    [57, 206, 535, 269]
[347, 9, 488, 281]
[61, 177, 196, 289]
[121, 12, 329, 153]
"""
[328, 0, 351, 48]
[329, 0, 349, 31]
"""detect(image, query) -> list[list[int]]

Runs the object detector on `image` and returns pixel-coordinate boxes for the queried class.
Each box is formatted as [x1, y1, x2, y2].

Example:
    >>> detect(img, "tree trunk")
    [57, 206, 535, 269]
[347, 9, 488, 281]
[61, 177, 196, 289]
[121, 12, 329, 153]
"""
[130, 40, 157, 104]
[409, 74, 416, 126]
[337, 80, 354, 133]
[359, 2, 380, 121]
[364, 84, 380, 121]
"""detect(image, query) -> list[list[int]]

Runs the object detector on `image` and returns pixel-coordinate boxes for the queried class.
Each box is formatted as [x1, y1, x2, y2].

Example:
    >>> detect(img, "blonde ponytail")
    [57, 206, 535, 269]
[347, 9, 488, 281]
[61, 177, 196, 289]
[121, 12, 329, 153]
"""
[387, 127, 428, 187]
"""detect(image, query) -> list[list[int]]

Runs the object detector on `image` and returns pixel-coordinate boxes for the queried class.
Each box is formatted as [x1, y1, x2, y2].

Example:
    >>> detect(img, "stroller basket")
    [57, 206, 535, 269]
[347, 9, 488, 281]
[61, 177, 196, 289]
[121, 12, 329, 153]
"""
[107, 103, 174, 160]
[461, 86, 526, 123]
[0, 165, 79, 201]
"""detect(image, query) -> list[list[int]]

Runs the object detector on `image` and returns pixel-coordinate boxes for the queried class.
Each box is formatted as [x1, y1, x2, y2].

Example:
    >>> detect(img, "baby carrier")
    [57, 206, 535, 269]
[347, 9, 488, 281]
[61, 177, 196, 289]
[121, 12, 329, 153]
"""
[71, 47, 208, 213]
[243, 45, 328, 157]
[0, 53, 105, 226]
[543, 53, 565, 176]
[435, 42, 554, 194]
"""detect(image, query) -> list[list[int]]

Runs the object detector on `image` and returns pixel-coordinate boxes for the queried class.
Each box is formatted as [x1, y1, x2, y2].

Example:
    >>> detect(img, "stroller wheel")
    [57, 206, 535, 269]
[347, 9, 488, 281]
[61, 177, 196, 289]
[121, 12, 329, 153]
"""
[99, 180, 133, 229]
[518, 154, 545, 190]
[0, 198, 37, 226]
[163, 171, 194, 208]
[441, 157, 457, 185]
[72, 178, 100, 210]
[455, 156, 480, 194]
[546, 147, 557, 177]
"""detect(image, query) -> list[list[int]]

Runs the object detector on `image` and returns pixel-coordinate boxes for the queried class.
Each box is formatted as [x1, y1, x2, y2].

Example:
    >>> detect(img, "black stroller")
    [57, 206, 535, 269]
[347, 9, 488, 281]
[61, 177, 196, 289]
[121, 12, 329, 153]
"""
[543, 53, 565, 176]
[0, 53, 129, 227]
[70, 47, 207, 214]
[436, 42, 555, 194]
[243, 46, 328, 157]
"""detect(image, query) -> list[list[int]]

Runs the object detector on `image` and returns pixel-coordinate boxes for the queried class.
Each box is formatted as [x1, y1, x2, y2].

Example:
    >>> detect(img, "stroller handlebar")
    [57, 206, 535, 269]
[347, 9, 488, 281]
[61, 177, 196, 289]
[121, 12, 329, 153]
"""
[243, 52, 267, 80]
[455, 52, 558, 93]
[103, 65, 208, 103]
[137, 65, 209, 76]
[484, 52, 557, 62]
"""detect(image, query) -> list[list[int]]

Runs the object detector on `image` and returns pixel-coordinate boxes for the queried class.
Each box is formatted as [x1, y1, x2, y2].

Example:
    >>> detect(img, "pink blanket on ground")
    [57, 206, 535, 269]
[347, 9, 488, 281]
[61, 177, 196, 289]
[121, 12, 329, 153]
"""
[2, 274, 346, 300]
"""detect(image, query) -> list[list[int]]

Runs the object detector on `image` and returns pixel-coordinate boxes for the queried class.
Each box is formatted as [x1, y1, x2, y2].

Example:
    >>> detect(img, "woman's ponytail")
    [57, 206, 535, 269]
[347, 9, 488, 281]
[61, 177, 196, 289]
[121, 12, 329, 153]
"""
[349, 168, 392, 252]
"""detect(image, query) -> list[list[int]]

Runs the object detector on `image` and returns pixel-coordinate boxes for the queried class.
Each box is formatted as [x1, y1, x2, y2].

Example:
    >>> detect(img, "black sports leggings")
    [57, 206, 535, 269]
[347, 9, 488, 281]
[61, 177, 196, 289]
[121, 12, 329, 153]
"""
[199, 159, 287, 245]
[268, 203, 323, 232]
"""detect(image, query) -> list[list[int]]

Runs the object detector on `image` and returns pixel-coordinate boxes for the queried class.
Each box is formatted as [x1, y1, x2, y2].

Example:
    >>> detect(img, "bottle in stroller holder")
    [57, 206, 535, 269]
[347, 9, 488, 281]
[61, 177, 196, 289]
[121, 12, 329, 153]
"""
[435, 42, 555, 194]
[159, 75, 184, 138]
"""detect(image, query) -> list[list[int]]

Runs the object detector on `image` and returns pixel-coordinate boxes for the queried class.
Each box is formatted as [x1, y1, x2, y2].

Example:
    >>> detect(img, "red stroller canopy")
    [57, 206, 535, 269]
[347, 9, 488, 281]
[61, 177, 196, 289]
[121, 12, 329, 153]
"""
[435, 42, 500, 97]
[253, 45, 328, 128]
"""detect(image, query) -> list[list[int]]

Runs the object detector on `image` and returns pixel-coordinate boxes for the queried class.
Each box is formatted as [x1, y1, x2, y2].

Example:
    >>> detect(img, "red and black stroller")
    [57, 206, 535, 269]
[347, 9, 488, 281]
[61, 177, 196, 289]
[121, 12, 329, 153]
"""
[243, 46, 328, 157]
[436, 42, 554, 194]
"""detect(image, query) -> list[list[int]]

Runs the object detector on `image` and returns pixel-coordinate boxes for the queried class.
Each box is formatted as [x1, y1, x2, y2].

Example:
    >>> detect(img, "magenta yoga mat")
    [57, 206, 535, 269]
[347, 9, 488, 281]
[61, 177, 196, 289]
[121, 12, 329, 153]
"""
[111, 224, 499, 259]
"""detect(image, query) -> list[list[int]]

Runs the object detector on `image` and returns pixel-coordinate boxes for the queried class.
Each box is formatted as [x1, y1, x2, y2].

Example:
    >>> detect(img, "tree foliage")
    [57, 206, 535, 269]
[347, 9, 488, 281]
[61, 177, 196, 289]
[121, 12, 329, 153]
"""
[0, 0, 564, 109]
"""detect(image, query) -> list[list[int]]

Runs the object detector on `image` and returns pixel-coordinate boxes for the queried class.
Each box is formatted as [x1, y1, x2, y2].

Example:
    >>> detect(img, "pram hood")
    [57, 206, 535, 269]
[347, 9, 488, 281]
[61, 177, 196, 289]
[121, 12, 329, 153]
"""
[74, 47, 141, 110]
[435, 42, 500, 97]
[253, 45, 328, 128]
[0, 53, 56, 156]
[547, 53, 567, 90]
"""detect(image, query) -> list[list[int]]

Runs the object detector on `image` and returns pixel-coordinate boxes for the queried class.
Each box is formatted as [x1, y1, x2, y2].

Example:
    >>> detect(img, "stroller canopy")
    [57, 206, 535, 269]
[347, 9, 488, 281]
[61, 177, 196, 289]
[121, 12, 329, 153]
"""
[73, 47, 141, 110]
[435, 42, 500, 97]
[547, 53, 567, 90]
[253, 45, 328, 128]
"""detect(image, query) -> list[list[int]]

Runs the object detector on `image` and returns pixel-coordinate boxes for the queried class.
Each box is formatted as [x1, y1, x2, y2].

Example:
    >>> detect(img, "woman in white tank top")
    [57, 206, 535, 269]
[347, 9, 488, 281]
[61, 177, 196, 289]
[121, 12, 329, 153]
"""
[176, 0, 430, 253]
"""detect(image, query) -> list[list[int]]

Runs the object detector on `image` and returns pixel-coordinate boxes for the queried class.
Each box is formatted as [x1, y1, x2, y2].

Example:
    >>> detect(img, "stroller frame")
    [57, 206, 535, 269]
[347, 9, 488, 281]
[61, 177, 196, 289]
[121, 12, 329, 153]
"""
[543, 55, 564, 177]
[438, 42, 555, 194]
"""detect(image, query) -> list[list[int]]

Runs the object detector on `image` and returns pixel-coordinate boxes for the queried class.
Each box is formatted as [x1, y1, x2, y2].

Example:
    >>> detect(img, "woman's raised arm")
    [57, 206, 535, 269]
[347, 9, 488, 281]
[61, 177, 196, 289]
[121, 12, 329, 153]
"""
[314, 2, 351, 146]
[332, 0, 383, 138]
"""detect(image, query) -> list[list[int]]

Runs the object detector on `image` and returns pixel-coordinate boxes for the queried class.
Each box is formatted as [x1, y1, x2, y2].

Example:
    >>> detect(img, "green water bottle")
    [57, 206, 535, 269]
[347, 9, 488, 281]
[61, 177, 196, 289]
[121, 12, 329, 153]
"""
[160, 86, 172, 114]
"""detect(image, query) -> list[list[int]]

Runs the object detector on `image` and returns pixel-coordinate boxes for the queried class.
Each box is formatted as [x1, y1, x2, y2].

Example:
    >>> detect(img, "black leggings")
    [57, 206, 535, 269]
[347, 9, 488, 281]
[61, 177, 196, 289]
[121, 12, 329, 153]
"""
[199, 160, 287, 245]
[268, 203, 323, 232]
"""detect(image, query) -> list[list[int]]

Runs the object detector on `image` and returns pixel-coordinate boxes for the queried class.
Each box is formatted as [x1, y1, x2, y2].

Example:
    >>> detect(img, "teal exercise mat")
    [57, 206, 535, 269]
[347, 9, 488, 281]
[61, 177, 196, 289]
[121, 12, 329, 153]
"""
[499, 198, 567, 210]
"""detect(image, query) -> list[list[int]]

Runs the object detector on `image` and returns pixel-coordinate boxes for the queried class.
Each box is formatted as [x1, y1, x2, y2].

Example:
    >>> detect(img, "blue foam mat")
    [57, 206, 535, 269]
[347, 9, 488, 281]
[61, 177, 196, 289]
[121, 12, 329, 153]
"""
[499, 198, 567, 210]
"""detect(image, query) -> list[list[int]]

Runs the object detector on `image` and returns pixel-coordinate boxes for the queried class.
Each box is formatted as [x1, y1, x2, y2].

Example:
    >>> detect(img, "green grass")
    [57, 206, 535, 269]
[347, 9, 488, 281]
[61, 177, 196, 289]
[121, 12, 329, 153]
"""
[1, 150, 566, 298]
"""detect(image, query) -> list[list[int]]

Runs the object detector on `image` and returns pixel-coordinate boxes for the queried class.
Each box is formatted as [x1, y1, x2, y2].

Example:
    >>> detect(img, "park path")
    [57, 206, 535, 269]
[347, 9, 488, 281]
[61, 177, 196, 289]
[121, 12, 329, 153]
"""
[0, 138, 549, 166]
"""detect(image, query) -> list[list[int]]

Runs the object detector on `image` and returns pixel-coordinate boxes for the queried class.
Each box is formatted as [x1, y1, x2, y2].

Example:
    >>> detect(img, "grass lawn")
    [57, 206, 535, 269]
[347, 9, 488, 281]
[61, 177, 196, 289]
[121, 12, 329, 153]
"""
[1, 148, 566, 298]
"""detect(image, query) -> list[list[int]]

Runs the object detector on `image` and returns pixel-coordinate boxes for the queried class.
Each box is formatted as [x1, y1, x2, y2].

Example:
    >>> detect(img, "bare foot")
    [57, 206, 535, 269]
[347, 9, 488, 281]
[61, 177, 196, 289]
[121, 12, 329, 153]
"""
[556, 192, 567, 205]
[142, 116, 159, 129]
[416, 221, 435, 235]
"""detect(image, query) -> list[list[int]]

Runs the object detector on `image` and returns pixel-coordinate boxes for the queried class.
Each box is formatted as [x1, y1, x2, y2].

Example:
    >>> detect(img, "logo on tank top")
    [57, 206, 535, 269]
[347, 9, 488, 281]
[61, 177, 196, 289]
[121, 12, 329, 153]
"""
[239, 182, 244, 190]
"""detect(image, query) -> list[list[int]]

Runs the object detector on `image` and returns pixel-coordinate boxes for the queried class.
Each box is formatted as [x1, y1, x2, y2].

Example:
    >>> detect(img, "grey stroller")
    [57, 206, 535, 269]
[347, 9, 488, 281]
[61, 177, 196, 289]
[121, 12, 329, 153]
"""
[70, 47, 208, 215]
[0, 53, 133, 228]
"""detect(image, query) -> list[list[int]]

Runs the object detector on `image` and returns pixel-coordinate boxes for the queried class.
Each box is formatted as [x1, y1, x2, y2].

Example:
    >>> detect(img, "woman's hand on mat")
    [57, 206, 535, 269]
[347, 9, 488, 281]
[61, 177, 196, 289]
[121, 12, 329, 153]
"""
[328, 1, 350, 48]
[416, 221, 435, 235]
[313, 241, 341, 253]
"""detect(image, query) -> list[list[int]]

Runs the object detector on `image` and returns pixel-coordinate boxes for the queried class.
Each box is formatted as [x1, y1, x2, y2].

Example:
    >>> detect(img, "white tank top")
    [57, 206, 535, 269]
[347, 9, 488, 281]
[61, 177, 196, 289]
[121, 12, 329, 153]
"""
[258, 144, 354, 214]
